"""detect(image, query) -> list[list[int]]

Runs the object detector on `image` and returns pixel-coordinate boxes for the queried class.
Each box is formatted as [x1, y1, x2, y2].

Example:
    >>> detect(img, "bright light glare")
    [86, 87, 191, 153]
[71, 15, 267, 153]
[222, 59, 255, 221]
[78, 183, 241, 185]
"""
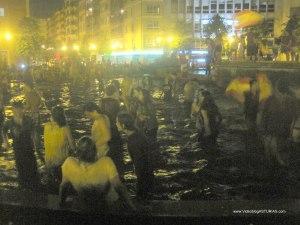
[89, 43, 97, 50]
[20, 64, 26, 69]
[4, 32, 12, 41]
[156, 37, 162, 43]
[191, 50, 208, 55]
[73, 44, 80, 51]
[111, 49, 164, 56]
[61, 45, 68, 51]
[167, 36, 174, 43]
[111, 41, 122, 50]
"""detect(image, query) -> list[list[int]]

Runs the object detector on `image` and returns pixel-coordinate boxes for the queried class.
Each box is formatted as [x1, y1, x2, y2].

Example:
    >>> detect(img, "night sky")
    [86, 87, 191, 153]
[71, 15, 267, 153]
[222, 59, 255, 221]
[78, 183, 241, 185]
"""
[30, 0, 64, 18]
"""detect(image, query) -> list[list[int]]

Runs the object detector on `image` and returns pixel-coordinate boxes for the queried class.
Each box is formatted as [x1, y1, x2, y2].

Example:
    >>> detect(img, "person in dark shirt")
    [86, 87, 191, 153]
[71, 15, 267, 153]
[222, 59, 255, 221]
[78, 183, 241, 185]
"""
[244, 79, 260, 132]
[259, 79, 297, 167]
[191, 89, 222, 149]
[101, 85, 124, 179]
[3, 101, 42, 190]
[116, 113, 154, 200]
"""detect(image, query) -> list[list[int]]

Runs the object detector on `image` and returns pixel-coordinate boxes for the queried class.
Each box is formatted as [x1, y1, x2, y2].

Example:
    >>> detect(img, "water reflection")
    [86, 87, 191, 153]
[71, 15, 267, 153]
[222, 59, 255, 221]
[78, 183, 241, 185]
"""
[0, 78, 297, 200]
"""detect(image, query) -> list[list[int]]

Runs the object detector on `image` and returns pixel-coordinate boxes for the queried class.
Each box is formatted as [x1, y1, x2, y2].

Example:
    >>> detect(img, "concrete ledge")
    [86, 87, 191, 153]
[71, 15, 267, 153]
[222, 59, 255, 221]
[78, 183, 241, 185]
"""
[0, 190, 298, 224]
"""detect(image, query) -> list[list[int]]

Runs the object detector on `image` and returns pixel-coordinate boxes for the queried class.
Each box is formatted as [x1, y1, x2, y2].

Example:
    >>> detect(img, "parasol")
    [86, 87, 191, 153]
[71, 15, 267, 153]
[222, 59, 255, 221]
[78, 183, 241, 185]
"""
[226, 73, 272, 103]
[235, 10, 264, 29]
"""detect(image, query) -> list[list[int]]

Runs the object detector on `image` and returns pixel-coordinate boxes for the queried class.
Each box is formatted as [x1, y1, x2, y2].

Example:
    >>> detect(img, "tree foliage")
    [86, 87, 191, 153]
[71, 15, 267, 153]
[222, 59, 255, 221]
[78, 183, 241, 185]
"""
[17, 17, 43, 62]
[173, 20, 194, 49]
[284, 15, 300, 35]
[245, 19, 273, 38]
[204, 14, 229, 38]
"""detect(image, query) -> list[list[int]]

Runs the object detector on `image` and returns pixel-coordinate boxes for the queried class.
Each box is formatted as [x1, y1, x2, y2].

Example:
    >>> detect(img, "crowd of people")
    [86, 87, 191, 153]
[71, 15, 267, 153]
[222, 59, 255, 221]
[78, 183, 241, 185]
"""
[0, 65, 299, 212]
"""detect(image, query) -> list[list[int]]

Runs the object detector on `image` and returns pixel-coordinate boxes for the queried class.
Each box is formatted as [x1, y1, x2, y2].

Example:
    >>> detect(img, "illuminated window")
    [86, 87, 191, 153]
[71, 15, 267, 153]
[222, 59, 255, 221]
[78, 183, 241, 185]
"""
[243, 3, 250, 10]
[171, 0, 178, 13]
[259, 4, 267, 12]
[219, 4, 225, 13]
[268, 4, 275, 12]
[211, 4, 217, 13]
[146, 4, 160, 14]
[0, 8, 4, 17]
[187, 6, 193, 13]
[227, 3, 233, 13]
[145, 21, 159, 29]
[235, 3, 241, 12]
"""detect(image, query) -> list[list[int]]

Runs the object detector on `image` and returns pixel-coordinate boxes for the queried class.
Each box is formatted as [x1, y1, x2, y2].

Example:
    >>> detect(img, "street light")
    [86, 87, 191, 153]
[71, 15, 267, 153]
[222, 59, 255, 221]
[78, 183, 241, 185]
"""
[89, 43, 97, 51]
[167, 36, 174, 43]
[4, 32, 12, 41]
[61, 45, 68, 51]
[73, 44, 80, 51]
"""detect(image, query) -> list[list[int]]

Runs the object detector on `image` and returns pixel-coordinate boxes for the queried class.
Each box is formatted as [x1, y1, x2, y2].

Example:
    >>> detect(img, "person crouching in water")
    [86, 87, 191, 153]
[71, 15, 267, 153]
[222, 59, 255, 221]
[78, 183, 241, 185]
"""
[117, 113, 154, 201]
[191, 90, 222, 151]
[83, 102, 111, 159]
[3, 101, 42, 191]
[59, 136, 135, 212]
[44, 106, 75, 193]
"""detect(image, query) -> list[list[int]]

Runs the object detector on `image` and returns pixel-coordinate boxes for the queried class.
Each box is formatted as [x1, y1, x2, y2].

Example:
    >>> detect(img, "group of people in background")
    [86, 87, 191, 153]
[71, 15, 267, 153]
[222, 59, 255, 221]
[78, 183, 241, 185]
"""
[207, 30, 299, 63]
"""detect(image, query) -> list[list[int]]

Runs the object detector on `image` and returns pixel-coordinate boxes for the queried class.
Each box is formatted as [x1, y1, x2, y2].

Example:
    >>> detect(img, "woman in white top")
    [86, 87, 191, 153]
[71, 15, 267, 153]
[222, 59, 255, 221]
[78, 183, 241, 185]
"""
[44, 106, 75, 192]
[59, 136, 135, 212]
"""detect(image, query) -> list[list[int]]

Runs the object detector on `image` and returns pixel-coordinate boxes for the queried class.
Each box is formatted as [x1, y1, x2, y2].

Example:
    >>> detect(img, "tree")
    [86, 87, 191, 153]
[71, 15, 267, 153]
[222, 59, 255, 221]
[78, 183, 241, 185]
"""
[284, 15, 300, 35]
[245, 19, 273, 38]
[173, 20, 194, 49]
[204, 14, 229, 39]
[17, 17, 43, 63]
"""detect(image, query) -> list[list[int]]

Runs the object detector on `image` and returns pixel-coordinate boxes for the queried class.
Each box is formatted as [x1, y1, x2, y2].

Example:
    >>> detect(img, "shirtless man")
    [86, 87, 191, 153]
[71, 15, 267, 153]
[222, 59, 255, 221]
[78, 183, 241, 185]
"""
[83, 102, 111, 158]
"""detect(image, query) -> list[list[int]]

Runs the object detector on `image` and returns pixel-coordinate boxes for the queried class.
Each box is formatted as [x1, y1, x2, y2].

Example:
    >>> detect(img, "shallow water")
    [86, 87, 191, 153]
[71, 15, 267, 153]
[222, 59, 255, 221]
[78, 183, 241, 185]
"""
[0, 78, 298, 201]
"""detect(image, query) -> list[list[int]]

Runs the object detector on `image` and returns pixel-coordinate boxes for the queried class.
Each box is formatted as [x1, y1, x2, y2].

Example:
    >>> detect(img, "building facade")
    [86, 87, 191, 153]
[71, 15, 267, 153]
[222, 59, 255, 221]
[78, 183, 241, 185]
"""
[0, 0, 29, 65]
[274, 0, 300, 37]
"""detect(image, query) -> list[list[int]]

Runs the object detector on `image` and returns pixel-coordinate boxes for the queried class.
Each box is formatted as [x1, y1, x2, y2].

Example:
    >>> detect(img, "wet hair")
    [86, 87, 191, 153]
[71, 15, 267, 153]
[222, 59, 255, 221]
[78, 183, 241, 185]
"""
[105, 85, 117, 97]
[83, 102, 101, 113]
[117, 113, 136, 131]
[11, 100, 24, 109]
[77, 136, 96, 163]
[51, 106, 67, 127]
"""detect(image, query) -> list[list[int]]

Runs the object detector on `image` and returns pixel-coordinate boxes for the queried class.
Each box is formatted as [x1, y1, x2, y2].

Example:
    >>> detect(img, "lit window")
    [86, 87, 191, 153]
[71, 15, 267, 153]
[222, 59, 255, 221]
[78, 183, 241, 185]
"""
[203, 5, 209, 13]
[145, 21, 159, 29]
[0, 8, 4, 17]
[146, 4, 160, 14]
[219, 4, 225, 13]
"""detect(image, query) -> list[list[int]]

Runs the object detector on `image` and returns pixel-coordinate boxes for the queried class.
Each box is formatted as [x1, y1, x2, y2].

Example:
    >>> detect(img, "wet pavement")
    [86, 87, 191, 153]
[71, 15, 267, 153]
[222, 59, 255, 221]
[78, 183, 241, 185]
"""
[0, 78, 298, 201]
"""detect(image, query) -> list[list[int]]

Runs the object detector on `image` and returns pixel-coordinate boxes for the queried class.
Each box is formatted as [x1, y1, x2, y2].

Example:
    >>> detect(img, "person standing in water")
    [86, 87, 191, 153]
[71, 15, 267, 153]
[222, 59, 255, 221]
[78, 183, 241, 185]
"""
[44, 106, 75, 193]
[244, 78, 260, 133]
[117, 113, 154, 200]
[100, 85, 124, 179]
[59, 136, 135, 212]
[23, 80, 42, 151]
[3, 101, 42, 190]
[83, 102, 111, 158]
[191, 89, 222, 152]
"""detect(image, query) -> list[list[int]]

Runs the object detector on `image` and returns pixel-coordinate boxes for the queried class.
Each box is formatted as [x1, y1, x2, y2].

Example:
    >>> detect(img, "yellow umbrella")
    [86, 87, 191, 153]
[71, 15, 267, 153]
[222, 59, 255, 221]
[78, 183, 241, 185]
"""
[226, 73, 272, 103]
[235, 10, 264, 29]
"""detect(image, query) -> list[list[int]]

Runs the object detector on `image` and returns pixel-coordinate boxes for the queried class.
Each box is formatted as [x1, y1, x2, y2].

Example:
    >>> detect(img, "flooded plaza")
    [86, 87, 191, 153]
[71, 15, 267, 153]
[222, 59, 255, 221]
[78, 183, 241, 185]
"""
[0, 74, 298, 202]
